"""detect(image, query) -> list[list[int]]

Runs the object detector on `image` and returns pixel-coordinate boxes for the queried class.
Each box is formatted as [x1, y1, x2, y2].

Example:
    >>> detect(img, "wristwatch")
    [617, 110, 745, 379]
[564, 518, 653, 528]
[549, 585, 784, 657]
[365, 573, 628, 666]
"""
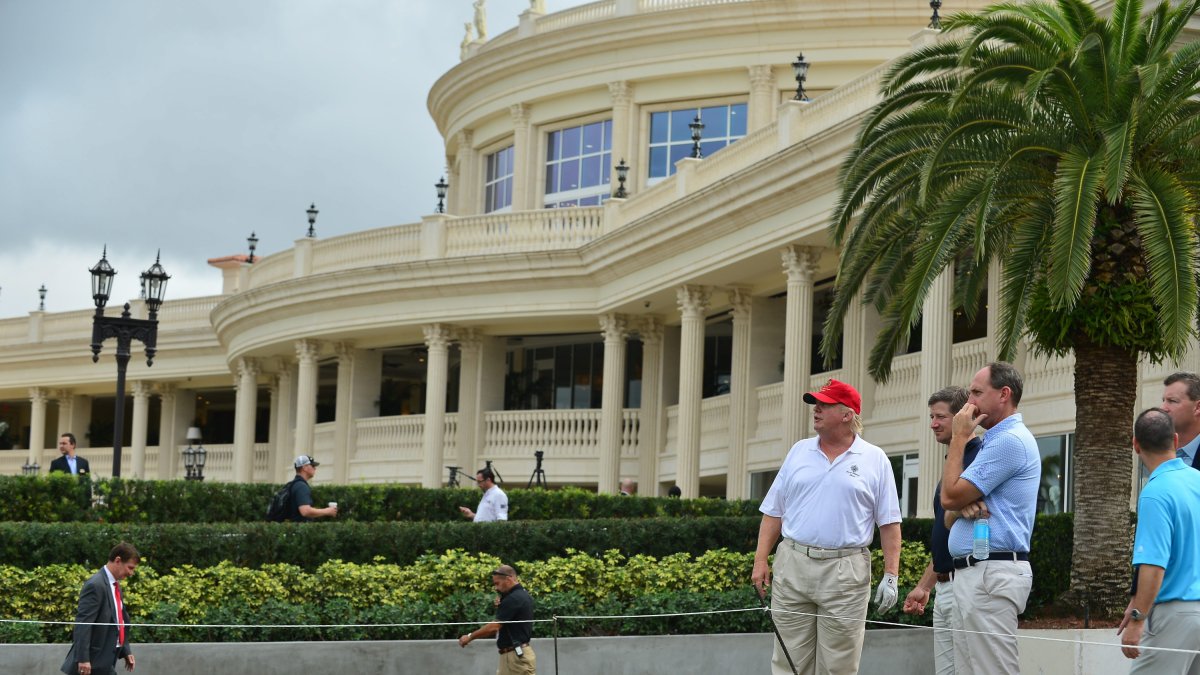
[1130, 608, 1147, 622]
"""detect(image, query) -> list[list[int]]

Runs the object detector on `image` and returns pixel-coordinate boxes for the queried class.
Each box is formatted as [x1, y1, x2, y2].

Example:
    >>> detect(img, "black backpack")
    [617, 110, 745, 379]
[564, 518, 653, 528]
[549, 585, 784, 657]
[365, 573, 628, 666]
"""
[266, 478, 298, 522]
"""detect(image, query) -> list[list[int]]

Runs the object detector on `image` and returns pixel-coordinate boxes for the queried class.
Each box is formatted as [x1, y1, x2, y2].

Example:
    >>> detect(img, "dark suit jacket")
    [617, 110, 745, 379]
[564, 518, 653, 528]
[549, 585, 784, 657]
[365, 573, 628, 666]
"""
[49, 455, 91, 476]
[60, 568, 131, 675]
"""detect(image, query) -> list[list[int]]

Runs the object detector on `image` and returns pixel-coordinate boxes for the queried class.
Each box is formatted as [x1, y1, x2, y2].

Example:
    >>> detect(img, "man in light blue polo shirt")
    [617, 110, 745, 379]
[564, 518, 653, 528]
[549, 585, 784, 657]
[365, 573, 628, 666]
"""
[941, 362, 1040, 675]
[1119, 408, 1200, 672]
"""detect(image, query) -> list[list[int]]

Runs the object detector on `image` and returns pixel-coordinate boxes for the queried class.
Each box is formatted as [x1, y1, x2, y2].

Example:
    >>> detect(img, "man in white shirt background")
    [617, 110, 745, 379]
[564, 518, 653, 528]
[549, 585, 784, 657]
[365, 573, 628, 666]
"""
[460, 467, 509, 522]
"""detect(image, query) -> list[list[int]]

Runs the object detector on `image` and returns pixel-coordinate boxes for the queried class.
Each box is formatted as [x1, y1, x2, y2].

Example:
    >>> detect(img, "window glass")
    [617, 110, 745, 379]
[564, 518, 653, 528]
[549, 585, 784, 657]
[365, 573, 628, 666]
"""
[504, 335, 641, 410]
[561, 126, 582, 158]
[1036, 434, 1072, 514]
[648, 103, 750, 180]
[544, 119, 612, 208]
[484, 145, 515, 213]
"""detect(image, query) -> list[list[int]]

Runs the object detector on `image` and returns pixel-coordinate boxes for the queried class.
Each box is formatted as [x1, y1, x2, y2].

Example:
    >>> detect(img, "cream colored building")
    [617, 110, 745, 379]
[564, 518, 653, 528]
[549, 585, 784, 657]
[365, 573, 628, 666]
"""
[0, 0, 1184, 514]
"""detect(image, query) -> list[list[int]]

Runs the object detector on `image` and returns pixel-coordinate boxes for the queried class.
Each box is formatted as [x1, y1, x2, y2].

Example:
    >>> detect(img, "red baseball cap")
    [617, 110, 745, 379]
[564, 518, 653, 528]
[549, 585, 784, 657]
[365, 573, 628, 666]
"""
[803, 379, 862, 415]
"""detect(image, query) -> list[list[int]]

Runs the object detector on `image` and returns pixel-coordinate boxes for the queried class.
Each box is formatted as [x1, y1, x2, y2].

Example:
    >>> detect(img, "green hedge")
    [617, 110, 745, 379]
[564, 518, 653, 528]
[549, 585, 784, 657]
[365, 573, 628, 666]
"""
[0, 475, 757, 523]
[0, 516, 762, 570]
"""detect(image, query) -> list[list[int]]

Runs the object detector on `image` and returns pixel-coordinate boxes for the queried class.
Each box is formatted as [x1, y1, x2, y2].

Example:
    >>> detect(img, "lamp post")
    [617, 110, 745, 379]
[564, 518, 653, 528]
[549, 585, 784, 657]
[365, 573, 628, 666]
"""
[928, 0, 942, 29]
[247, 231, 259, 264]
[435, 176, 449, 214]
[613, 159, 629, 198]
[792, 52, 811, 102]
[306, 203, 319, 238]
[38, 285, 47, 311]
[183, 426, 206, 481]
[689, 115, 705, 159]
[89, 248, 170, 477]
[21, 461, 39, 476]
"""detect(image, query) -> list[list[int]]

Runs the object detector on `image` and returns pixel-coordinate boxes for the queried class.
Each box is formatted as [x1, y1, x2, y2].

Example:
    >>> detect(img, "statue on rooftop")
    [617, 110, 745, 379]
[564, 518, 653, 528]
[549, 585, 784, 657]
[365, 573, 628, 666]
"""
[473, 0, 488, 41]
[460, 22, 475, 59]
[530, 0, 546, 13]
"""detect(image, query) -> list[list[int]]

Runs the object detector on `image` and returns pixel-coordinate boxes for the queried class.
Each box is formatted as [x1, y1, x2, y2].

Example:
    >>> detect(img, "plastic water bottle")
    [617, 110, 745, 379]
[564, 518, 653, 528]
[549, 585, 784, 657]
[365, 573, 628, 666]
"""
[972, 518, 990, 559]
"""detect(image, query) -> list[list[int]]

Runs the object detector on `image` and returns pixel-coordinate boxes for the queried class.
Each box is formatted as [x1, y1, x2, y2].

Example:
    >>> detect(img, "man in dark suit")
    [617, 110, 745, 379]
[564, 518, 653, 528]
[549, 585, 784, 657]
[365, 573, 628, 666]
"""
[49, 433, 90, 476]
[61, 542, 138, 675]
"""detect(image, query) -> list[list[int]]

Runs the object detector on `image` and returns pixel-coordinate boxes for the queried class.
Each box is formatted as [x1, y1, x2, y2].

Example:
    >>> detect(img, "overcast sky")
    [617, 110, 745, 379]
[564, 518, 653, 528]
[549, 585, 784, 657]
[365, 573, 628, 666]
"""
[0, 0, 571, 318]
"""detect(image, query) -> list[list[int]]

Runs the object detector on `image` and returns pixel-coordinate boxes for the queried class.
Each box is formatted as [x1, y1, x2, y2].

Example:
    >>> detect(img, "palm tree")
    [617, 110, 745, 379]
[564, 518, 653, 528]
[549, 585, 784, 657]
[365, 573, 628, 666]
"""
[824, 0, 1200, 615]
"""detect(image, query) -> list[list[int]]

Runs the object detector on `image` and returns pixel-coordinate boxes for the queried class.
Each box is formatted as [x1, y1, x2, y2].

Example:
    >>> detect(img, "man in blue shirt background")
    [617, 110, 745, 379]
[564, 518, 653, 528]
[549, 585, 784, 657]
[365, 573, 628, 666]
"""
[1119, 408, 1200, 672]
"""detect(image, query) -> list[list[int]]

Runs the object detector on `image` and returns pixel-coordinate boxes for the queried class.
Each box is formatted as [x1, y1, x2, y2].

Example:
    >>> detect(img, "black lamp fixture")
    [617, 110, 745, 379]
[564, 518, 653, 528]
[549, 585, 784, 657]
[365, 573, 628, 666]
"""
[792, 52, 811, 102]
[306, 203, 319, 238]
[689, 115, 705, 159]
[21, 461, 39, 476]
[89, 247, 170, 477]
[183, 426, 206, 481]
[928, 0, 942, 29]
[435, 176, 449, 214]
[247, 231, 259, 263]
[37, 285, 47, 311]
[613, 159, 629, 198]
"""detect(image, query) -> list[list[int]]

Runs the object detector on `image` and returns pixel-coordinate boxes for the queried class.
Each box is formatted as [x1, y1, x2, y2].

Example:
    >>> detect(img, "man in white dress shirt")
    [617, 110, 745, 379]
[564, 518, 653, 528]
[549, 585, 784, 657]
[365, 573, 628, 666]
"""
[460, 467, 509, 522]
[752, 379, 902, 675]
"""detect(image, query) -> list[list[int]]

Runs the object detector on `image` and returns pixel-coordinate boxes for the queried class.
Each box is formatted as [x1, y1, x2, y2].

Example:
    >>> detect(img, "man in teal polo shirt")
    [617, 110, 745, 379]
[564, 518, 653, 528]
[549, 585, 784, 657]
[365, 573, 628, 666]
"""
[1119, 408, 1200, 672]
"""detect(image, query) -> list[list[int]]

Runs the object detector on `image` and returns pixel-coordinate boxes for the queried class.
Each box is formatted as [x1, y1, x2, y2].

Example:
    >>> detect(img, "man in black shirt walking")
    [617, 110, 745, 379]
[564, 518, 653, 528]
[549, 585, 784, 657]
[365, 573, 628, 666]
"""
[459, 564, 536, 674]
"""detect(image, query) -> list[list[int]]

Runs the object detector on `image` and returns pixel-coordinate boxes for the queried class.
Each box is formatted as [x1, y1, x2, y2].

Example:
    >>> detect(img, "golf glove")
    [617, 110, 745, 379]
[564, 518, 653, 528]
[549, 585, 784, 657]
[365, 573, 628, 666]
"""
[874, 572, 898, 612]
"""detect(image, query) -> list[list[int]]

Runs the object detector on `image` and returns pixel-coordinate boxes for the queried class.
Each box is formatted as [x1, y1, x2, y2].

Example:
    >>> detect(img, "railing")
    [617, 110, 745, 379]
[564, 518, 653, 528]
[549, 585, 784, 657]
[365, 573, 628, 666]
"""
[753, 382, 783, 441]
[156, 295, 224, 331]
[952, 338, 990, 387]
[0, 318, 27, 346]
[810, 369, 844, 391]
[313, 422, 336, 459]
[1023, 351, 1076, 402]
[621, 409, 641, 458]
[871, 353, 922, 421]
[311, 225, 423, 275]
[482, 408, 638, 458]
[355, 415, 426, 460]
[700, 395, 731, 454]
[36, 309, 96, 343]
[444, 208, 604, 257]
[247, 250, 294, 287]
[661, 405, 679, 458]
[639, 0, 755, 9]
[535, 0, 615, 33]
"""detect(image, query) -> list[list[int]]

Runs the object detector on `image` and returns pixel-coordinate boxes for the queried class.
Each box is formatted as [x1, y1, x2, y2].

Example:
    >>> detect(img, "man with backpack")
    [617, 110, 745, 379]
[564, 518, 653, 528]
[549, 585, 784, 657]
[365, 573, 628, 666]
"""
[268, 455, 338, 523]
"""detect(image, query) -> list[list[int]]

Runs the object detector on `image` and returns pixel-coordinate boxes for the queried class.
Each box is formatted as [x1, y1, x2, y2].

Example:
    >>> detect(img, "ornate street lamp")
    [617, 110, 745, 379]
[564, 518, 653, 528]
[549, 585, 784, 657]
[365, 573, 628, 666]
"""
[89, 249, 169, 477]
[247, 231, 259, 264]
[435, 176, 449, 214]
[306, 203, 319, 238]
[38, 285, 47, 311]
[928, 0, 942, 29]
[792, 52, 811, 102]
[613, 159, 629, 198]
[689, 115, 705, 159]
[183, 426, 206, 481]
[21, 461, 39, 476]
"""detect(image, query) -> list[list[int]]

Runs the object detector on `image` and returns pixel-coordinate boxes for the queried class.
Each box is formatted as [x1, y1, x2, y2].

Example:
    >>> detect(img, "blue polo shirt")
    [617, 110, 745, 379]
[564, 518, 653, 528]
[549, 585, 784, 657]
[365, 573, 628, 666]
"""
[947, 413, 1041, 557]
[1133, 458, 1200, 603]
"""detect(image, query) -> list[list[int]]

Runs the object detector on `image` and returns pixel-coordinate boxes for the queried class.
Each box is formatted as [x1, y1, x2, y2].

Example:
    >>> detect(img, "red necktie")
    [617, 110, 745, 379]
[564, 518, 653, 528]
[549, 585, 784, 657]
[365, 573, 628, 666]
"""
[114, 582, 125, 646]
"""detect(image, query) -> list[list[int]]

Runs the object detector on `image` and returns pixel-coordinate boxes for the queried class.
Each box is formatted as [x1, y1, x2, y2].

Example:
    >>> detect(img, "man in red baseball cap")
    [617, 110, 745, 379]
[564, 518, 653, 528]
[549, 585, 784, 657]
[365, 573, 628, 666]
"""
[752, 378, 902, 674]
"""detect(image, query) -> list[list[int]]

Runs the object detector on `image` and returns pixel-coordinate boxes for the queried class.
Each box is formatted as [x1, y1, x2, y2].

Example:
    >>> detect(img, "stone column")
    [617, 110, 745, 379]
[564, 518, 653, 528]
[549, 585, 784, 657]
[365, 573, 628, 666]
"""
[842, 288, 879, 415]
[155, 384, 178, 480]
[457, 329, 484, 479]
[638, 317, 665, 492]
[422, 324, 454, 488]
[455, 130, 478, 216]
[608, 81, 636, 191]
[676, 285, 710, 498]
[54, 390, 73, 440]
[748, 65, 777, 132]
[781, 246, 820, 447]
[598, 313, 629, 494]
[917, 268, 955, 517]
[272, 359, 297, 481]
[233, 357, 261, 483]
[510, 104, 533, 210]
[28, 387, 48, 469]
[332, 343, 355, 484]
[986, 257, 1001, 360]
[129, 381, 151, 478]
[294, 340, 321, 458]
[727, 289, 753, 499]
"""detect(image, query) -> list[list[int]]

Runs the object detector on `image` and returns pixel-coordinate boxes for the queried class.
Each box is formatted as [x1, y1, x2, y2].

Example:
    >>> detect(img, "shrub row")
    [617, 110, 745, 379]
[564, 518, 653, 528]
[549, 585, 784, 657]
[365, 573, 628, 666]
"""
[0, 516, 762, 570]
[1, 548, 934, 644]
[0, 475, 758, 523]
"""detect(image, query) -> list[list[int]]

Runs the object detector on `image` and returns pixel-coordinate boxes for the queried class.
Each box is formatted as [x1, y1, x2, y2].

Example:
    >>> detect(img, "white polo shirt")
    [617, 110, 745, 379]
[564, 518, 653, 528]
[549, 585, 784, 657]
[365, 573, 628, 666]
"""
[760, 435, 901, 548]
[474, 485, 509, 522]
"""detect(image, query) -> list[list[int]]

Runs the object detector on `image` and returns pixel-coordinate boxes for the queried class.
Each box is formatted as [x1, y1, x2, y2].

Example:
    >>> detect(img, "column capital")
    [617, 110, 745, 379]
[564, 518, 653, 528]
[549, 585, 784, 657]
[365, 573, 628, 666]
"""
[639, 315, 665, 345]
[334, 341, 355, 363]
[456, 129, 474, 151]
[608, 80, 633, 106]
[423, 323, 455, 349]
[131, 380, 152, 398]
[295, 339, 322, 364]
[28, 387, 48, 404]
[781, 245, 822, 282]
[151, 382, 176, 396]
[599, 313, 629, 342]
[510, 103, 531, 126]
[676, 285, 711, 317]
[237, 357, 261, 379]
[456, 327, 483, 352]
[51, 388, 73, 401]
[727, 287, 753, 320]
[748, 65, 775, 91]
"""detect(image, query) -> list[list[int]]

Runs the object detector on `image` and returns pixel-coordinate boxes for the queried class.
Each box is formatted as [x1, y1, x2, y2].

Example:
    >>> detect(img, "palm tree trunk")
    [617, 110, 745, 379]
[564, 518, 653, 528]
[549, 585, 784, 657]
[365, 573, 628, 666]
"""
[1067, 337, 1137, 617]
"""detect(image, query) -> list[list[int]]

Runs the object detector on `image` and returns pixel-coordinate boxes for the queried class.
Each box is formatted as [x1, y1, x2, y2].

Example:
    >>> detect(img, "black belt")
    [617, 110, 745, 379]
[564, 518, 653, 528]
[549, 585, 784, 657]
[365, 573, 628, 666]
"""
[498, 643, 530, 654]
[952, 551, 1029, 569]
[936, 572, 952, 582]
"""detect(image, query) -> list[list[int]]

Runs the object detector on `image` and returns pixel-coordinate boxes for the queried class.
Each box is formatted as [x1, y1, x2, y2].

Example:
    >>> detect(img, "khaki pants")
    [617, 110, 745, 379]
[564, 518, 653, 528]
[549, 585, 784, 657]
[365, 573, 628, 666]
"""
[951, 561, 1032, 675]
[1130, 600, 1200, 675]
[497, 645, 536, 675]
[769, 541, 872, 675]
[932, 579, 957, 675]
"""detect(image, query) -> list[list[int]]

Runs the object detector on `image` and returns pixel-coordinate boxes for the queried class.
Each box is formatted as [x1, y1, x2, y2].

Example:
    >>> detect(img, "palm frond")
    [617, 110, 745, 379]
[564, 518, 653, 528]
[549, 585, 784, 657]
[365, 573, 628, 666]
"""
[1047, 146, 1104, 307]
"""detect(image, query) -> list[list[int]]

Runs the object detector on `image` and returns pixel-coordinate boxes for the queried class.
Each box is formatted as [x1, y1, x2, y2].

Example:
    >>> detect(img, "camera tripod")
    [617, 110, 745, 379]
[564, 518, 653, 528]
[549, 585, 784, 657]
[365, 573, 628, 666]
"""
[527, 450, 548, 489]
[485, 460, 504, 485]
[445, 465, 463, 488]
